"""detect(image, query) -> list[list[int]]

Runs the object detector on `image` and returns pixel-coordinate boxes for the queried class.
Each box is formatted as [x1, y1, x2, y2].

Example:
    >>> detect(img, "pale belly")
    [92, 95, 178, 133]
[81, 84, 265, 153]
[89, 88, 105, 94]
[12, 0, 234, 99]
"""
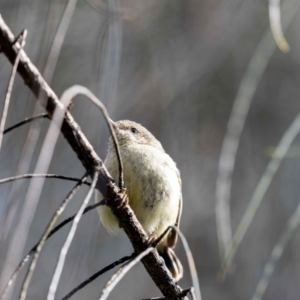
[96, 145, 181, 239]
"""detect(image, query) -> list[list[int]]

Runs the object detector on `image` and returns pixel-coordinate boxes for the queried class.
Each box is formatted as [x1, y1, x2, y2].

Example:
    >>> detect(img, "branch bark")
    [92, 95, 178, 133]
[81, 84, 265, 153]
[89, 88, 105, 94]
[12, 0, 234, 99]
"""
[0, 15, 186, 299]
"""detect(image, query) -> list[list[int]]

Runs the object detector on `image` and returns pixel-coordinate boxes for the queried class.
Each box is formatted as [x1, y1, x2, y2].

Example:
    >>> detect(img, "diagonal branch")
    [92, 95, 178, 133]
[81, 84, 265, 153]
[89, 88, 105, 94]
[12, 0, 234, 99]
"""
[0, 15, 186, 300]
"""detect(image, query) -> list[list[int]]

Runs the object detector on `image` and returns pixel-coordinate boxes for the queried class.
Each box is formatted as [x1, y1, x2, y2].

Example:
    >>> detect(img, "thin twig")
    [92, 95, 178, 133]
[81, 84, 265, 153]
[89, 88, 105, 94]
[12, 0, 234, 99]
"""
[171, 227, 201, 300]
[215, 0, 300, 260]
[0, 174, 91, 186]
[47, 171, 99, 300]
[269, 0, 290, 53]
[3, 114, 49, 134]
[218, 112, 300, 281]
[6, 174, 87, 300]
[98, 248, 154, 300]
[251, 198, 300, 300]
[60, 85, 124, 189]
[0, 199, 104, 300]
[61, 253, 135, 300]
[0, 29, 27, 151]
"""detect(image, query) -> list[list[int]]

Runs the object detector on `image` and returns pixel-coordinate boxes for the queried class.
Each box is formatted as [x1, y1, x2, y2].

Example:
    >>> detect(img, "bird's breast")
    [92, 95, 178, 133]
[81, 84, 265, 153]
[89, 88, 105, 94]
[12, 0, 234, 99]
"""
[106, 145, 180, 235]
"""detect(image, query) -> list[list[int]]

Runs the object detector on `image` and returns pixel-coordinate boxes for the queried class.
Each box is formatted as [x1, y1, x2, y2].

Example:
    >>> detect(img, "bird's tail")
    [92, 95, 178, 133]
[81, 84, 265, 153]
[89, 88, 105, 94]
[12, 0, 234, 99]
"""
[159, 247, 183, 282]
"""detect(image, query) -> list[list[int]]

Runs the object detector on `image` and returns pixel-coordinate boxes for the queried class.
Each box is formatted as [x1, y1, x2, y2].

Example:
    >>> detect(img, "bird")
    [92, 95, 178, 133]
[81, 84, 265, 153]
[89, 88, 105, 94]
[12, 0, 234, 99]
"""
[95, 120, 183, 281]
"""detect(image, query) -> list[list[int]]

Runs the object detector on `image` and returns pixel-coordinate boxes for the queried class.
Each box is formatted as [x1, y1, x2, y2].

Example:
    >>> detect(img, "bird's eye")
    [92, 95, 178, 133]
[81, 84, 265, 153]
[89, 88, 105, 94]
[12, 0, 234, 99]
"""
[131, 127, 138, 134]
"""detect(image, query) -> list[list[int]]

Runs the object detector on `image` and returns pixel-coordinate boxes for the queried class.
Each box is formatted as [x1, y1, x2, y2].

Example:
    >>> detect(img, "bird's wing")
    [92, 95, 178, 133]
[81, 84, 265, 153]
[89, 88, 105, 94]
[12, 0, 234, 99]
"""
[166, 170, 182, 248]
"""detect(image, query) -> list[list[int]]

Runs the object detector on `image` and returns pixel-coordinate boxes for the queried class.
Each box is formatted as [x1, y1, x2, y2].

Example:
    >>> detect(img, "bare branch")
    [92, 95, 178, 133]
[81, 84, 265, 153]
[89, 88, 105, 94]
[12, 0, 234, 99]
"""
[0, 174, 91, 186]
[0, 16, 186, 299]
[47, 172, 99, 300]
[98, 247, 154, 300]
[0, 29, 27, 151]
[3, 113, 49, 134]
[61, 253, 135, 300]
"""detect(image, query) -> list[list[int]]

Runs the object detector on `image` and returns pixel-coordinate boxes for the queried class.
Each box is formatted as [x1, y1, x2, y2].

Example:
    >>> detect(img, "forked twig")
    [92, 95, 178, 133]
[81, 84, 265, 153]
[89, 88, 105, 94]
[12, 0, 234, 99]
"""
[61, 254, 135, 300]
[60, 85, 124, 189]
[2, 174, 88, 300]
[0, 16, 186, 299]
[3, 114, 49, 134]
[98, 248, 154, 300]
[0, 29, 27, 151]
[218, 112, 300, 280]
[47, 171, 99, 300]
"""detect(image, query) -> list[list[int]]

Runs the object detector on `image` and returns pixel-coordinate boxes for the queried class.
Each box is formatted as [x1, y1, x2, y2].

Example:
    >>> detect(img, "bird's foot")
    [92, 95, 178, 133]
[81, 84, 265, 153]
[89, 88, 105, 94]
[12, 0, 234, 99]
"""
[147, 234, 158, 247]
[116, 188, 128, 208]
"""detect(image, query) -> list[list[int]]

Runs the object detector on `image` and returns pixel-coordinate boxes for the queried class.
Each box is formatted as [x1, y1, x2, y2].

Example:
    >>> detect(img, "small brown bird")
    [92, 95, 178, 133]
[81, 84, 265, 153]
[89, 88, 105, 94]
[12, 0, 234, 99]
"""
[95, 120, 183, 281]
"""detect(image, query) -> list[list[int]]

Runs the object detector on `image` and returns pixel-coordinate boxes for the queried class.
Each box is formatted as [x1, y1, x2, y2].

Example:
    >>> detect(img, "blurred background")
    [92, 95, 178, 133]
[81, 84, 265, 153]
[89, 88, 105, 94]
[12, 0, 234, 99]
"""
[1, 0, 300, 299]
